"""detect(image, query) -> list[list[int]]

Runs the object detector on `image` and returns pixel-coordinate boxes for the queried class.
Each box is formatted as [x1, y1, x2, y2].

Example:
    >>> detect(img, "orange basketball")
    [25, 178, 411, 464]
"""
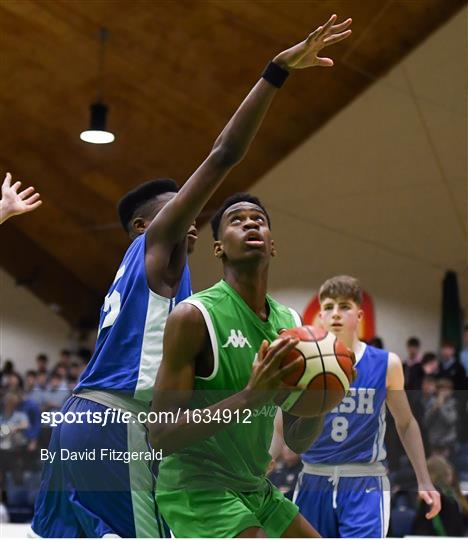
[274, 325, 355, 417]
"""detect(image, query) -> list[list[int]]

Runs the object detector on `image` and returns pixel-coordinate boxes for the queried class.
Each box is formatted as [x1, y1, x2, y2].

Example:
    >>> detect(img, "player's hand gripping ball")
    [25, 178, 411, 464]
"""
[274, 326, 355, 416]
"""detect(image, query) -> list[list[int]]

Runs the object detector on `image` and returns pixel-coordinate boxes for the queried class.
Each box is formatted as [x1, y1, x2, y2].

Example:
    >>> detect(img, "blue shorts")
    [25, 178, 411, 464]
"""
[294, 471, 390, 538]
[32, 395, 165, 538]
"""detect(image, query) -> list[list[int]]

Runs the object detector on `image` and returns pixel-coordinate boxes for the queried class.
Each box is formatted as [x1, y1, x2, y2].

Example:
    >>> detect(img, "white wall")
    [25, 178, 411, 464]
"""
[0, 267, 72, 373]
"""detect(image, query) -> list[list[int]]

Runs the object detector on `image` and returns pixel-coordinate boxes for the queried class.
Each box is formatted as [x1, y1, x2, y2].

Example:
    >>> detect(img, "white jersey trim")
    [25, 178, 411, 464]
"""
[288, 308, 302, 327]
[354, 341, 367, 366]
[183, 299, 219, 381]
[135, 290, 171, 402]
[380, 476, 391, 537]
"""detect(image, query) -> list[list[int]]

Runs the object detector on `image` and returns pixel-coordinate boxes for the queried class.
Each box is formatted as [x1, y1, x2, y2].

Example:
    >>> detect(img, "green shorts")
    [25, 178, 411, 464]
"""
[156, 480, 298, 538]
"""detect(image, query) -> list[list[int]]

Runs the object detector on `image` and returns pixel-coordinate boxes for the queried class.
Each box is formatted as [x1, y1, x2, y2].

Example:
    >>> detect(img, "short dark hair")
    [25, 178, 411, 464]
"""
[319, 276, 363, 306]
[37, 354, 48, 363]
[9, 372, 24, 389]
[441, 339, 455, 348]
[210, 193, 271, 240]
[421, 352, 437, 365]
[117, 179, 178, 232]
[407, 337, 420, 348]
[368, 336, 384, 349]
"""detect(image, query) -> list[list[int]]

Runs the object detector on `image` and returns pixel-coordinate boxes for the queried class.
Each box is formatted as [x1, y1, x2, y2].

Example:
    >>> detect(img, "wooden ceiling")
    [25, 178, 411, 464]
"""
[0, 0, 464, 330]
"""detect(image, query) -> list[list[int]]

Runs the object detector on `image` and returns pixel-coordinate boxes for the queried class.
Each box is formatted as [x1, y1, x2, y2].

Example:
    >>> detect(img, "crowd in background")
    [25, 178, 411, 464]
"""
[1, 330, 468, 535]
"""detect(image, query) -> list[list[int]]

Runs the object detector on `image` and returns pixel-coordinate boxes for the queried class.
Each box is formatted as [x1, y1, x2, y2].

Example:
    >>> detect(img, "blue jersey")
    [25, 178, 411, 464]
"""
[75, 233, 191, 404]
[303, 345, 388, 464]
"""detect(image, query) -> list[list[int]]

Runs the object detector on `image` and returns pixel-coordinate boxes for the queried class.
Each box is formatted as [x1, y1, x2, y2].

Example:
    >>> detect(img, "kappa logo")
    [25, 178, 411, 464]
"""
[222, 329, 252, 349]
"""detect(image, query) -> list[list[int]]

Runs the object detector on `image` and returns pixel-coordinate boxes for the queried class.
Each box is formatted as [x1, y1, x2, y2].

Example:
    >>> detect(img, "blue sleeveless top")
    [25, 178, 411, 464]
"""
[303, 345, 388, 464]
[75, 233, 191, 404]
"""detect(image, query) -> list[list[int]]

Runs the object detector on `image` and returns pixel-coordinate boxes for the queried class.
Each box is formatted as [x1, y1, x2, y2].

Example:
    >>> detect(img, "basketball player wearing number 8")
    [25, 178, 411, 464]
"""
[292, 275, 441, 537]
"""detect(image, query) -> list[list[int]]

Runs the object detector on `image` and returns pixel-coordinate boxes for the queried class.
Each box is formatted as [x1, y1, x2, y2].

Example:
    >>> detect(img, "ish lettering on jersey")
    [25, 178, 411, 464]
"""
[302, 345, 388, 464]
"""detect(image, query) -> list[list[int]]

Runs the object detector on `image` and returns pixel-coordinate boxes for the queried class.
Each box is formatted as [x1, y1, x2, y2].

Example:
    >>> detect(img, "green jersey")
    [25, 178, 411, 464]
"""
[157, 279, 301, 492]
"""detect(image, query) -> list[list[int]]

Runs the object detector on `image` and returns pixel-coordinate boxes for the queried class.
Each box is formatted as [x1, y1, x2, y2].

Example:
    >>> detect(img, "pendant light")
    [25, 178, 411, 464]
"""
[80, 27, 115, 144]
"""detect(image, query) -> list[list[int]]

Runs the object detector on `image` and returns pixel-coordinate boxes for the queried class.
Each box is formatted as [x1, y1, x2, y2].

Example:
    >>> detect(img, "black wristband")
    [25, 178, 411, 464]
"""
[262, 61, 289, 88]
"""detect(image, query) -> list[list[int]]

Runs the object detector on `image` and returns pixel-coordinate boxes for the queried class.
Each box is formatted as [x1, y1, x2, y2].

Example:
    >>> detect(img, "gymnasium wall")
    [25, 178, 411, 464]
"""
[0, 267, 72, 372]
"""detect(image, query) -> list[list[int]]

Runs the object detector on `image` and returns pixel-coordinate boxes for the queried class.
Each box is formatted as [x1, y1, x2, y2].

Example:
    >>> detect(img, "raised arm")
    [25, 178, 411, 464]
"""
[150, 304, 302, 455]
[146, 14, 352, 248]
[386, 353, 441, 519]
[0, 172, 42, 224]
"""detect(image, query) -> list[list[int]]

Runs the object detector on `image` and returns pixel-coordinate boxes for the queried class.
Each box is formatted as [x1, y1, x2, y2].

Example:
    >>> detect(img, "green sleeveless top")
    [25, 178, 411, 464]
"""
[157, 279, 301, 492]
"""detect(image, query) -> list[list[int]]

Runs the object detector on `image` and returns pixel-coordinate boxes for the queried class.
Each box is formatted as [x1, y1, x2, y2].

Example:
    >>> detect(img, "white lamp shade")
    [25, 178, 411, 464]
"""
[80, 130, 115, 144]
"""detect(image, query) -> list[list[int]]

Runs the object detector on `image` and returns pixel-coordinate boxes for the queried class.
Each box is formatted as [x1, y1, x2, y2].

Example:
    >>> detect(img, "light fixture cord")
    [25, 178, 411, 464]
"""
[97, 27, 109, 103]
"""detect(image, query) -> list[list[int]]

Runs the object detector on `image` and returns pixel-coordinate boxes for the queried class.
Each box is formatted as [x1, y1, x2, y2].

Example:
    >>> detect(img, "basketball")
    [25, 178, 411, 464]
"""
[274, 325, 355, 417]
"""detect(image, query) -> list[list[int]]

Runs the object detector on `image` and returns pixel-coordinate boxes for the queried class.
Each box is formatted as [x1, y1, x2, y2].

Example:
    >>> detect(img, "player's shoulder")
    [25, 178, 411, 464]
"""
[183, 280, 227, 310]
[386, 351, 403, 372]
[119, 233, 146, 266]
[266, 295, 301, 325]
[364, 344, 394, 360]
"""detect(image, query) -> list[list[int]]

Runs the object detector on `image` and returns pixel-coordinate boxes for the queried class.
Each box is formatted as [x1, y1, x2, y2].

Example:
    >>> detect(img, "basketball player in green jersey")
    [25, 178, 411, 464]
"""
[151, 193, 327, 537]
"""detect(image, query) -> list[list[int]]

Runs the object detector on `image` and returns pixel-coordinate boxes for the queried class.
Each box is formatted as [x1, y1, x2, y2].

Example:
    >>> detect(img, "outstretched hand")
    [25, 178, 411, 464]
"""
[0, 172, 42, 224]
[274, 14, 352, 70]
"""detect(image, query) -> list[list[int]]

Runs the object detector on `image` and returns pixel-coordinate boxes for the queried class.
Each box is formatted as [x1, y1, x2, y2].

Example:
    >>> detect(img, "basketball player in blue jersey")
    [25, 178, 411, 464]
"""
[32, 16, 352, 538]
[293, 275, 441, 537]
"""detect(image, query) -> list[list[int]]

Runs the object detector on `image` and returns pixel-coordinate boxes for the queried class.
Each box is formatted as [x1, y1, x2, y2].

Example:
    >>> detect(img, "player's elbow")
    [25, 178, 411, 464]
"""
[395, 415, 413, 437]
[283, 432, 318, 455]
[284, 440, 308, 455]
[209, 142, 243, 169]
[149, 424, 167, 453]
[149, 422, 180, 456]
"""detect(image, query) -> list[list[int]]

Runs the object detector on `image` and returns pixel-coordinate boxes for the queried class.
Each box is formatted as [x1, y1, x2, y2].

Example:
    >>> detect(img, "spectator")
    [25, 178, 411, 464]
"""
[403, 337, 422, 381]
[411, 375, 438, 453]
[407, 352, 439, 390]
[25, 370, 37, 395]
[424, 378, 458, 457]
[368, 336, 384, 349]
[67, 360, 85, 391]
[42, 372, 69, 413]
[52, 364, 68, 385]
[3, 371, 23, 392]
[0, 360, 15, 387]
[0, 392, 29, 451]
[17, 390, 41, 453]
[460, 325, 468, 374]
[76, 347, 92, 365]
[439, 340, 467, 391]
[53, 349, 72, 377]
[35, 354, 49, 375]
[412, 455, 467, 536]
[268, 445, 302, 500]
[28, 371, 48, 409]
